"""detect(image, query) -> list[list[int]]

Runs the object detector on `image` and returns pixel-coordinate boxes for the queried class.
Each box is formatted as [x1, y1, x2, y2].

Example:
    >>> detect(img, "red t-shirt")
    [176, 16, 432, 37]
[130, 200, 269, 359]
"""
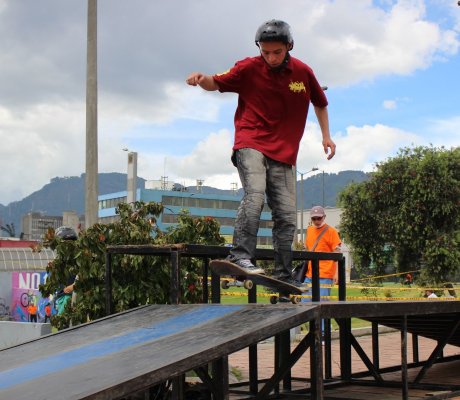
[213, 55, 328, 166]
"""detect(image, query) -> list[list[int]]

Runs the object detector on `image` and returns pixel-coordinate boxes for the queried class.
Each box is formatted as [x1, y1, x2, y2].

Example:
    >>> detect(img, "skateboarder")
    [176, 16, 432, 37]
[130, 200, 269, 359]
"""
[186, 19, 335, 289]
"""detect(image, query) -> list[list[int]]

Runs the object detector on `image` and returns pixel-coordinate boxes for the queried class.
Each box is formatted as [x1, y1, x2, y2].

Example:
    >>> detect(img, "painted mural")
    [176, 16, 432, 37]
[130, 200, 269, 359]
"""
[10, 272, 54, 322]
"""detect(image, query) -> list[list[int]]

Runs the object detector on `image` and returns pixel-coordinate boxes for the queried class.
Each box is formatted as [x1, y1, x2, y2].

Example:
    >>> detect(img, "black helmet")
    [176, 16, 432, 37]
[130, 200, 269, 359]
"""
[255, 19, 294, 50]
[55, 226, 78, 240]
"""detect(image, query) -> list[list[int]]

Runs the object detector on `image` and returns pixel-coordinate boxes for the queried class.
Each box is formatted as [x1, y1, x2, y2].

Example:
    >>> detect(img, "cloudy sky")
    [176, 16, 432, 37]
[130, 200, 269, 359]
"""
[0, 0, 459, 205]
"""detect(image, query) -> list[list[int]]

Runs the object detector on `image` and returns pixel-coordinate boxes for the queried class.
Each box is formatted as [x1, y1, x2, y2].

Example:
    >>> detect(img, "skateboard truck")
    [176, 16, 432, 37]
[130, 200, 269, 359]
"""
[269, 294, 300, 305]
[221, 277, 252, 290]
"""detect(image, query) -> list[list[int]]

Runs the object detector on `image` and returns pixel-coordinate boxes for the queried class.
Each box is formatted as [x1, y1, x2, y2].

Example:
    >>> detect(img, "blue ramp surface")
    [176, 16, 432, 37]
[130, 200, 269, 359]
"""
[0, 303, 318, 400]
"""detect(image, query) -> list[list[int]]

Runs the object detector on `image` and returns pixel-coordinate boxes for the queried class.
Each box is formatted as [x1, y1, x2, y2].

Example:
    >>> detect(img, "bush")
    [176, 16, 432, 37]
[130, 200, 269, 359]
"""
[40, 202, 225, 330]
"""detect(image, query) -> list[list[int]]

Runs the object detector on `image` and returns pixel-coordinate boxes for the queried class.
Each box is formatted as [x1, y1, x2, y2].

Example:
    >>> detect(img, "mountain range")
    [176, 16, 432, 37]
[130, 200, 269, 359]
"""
[0, 170, 369, 236]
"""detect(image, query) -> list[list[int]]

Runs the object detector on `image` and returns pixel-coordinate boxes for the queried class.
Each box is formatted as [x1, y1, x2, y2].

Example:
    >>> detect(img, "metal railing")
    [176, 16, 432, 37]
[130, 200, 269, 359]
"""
[104, 243, 345, 313]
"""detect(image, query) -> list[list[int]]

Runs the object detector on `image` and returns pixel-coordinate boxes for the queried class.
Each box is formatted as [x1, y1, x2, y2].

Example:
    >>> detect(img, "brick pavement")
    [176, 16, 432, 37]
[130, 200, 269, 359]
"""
[228, 329, 460, 397]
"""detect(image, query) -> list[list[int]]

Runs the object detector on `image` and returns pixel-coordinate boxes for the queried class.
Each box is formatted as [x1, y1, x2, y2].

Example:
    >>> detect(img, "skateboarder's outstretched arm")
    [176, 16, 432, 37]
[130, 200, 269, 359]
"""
[186, 72, 219, 91]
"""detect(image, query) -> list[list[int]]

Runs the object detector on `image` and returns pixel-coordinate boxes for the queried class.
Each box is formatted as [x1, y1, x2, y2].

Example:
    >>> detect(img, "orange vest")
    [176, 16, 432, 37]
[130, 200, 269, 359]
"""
[28, 304, 37, 315]
[305, 224, 341, 279]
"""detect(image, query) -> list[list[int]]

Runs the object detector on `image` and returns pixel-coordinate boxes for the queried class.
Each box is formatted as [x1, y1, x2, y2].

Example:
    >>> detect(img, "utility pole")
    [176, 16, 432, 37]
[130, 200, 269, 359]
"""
[85, 0, 98, 228]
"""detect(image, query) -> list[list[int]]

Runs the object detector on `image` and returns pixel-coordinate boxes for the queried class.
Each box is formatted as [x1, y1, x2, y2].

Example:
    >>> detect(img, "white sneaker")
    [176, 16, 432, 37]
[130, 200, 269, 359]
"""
[234, 259, 265, 274]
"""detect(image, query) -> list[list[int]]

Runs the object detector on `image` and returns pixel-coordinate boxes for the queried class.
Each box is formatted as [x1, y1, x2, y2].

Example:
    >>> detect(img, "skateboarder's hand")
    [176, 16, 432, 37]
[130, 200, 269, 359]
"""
[186, 72, 219, 91]
[323, 137, 336, 160]
[186, 72, 205, 86]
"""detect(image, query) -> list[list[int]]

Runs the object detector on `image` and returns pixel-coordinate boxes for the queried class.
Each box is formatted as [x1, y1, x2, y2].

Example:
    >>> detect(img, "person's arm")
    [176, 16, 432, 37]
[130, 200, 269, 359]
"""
[314, 106, 336, 160]
[63, 283, 74, 294]
[331, 244, 342, 284]
[186, 72, 219, 91]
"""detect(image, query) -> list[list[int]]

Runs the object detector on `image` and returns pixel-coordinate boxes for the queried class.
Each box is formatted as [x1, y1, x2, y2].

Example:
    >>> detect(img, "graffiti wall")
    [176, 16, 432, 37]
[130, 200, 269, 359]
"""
[10, 272, 52, 322]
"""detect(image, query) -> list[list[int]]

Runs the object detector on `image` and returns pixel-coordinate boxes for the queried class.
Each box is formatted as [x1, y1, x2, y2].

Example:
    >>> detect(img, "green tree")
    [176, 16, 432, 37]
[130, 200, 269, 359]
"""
[40, 201, 225, 330]
[339, 146, 460, 285]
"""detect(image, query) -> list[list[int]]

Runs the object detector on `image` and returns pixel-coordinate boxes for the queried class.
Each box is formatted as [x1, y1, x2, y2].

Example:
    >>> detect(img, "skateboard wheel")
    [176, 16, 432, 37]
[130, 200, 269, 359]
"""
[243, 279, 253, 290]
[221, 280, 230, 290]
[291, 296, 300, 304]
[270, 295, 278, 304]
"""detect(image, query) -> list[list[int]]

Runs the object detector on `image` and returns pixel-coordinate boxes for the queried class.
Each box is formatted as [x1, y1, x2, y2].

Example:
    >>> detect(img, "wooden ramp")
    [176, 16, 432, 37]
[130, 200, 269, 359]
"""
[2, 301, 460, 400]
[0, 303, 319, 400]
[225, 301, 460, 400]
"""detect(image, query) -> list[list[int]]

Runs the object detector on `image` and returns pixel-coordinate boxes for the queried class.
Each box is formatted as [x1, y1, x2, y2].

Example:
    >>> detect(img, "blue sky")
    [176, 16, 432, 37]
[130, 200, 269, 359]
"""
[0, 0, 459, 204]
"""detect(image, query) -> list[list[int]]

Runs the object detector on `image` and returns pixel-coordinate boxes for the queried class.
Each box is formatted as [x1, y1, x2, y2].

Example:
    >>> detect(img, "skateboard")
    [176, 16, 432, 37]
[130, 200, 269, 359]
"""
[210, 259, 304, 304]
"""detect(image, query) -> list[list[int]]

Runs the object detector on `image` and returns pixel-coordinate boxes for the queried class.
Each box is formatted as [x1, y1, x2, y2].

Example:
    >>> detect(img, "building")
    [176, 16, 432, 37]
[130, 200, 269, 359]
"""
[22, 211, 84, 241]
[98, 189, 273, 246]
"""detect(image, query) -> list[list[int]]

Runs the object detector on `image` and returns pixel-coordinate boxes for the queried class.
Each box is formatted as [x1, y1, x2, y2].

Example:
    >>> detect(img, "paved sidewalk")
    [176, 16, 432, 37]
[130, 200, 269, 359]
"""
[228, 329, 460, 398]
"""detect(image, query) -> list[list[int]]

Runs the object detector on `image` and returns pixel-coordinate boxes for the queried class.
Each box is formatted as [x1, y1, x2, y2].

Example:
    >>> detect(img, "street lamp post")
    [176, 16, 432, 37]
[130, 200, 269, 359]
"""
[322, 170, 325, 207]
[297, 167, 319, 243]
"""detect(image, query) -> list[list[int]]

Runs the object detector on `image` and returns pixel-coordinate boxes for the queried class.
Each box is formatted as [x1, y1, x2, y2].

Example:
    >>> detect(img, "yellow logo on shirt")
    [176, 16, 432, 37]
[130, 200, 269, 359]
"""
[289, 81, 306, 93]
[216, 69, 230, 76]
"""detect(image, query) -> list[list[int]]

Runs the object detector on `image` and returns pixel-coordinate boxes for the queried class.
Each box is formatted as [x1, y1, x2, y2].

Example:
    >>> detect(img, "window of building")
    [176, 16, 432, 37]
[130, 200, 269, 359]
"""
[98, 196, 127, 210]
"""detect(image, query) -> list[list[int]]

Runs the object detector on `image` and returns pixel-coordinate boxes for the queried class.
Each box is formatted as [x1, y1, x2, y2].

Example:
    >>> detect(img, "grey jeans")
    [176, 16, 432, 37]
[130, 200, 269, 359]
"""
[229, 148, 296, 279]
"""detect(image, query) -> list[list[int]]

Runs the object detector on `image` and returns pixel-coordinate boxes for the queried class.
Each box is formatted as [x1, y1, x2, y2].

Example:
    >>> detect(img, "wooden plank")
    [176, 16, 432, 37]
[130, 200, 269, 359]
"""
[320, 301, 460, 319]
[0, 304, 318, 400]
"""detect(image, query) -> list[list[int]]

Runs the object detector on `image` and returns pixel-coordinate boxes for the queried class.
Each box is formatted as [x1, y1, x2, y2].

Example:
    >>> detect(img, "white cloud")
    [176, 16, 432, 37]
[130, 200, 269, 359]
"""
[297, 122, 420, 173]
[99, 82, 226, 126]
[159, 121, 424, 192]
[133, 129, 241, 191]
[332, 123, 420, 171]
[298, 0, 460, 85]
[383, 100, 397, 109]
[0, 0, 459, 205]
[164, 83, 223, 123]
[171, 129, 235, 177]
[0, 102, 86, 202]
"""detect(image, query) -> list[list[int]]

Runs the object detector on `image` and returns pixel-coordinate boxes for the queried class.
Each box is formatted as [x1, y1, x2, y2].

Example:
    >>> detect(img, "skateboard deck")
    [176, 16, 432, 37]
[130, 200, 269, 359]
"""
[210, 259, 304, 304]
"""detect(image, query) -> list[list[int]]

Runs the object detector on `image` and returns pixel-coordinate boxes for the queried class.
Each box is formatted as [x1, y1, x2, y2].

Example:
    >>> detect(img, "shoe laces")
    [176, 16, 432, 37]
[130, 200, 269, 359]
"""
[237, 259, 255, 268]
